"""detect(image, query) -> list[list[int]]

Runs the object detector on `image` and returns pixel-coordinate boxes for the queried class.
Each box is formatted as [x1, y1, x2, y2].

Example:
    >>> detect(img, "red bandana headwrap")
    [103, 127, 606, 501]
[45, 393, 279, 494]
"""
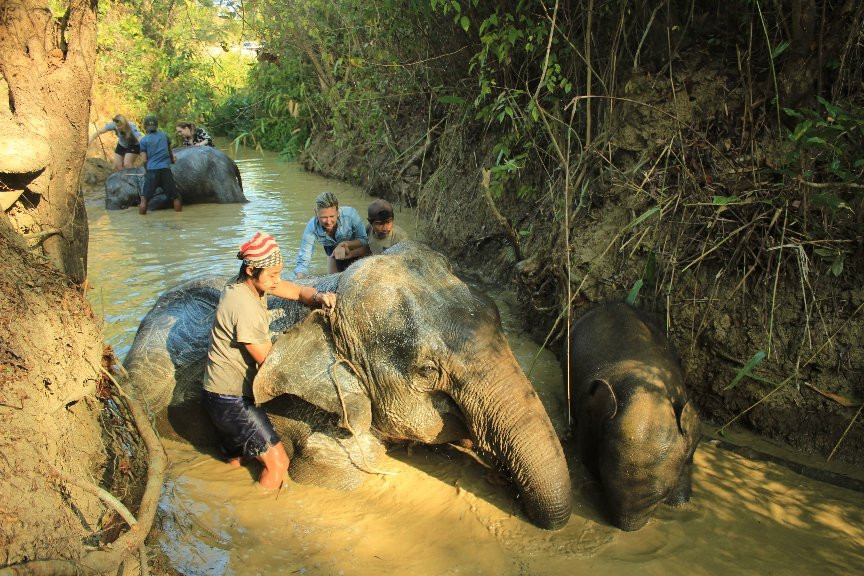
[237, 232, 283, 268]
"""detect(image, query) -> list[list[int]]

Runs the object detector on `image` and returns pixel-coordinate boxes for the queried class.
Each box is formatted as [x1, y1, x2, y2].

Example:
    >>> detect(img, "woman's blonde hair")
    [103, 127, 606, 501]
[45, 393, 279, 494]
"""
[112, 114, 132, 137]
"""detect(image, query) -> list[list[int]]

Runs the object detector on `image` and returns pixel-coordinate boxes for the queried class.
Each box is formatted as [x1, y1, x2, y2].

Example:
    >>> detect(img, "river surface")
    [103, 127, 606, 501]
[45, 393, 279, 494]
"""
[85, 144, 864, 575]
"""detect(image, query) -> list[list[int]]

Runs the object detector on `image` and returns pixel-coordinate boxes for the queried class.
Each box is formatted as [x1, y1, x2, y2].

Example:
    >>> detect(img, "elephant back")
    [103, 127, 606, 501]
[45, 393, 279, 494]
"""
[123, 276, 226, 440]
[172, 147, 247, 204]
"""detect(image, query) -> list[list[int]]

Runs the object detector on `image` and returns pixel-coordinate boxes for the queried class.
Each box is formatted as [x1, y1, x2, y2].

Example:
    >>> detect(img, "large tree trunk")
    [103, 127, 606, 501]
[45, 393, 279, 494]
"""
[0, 0, 97, 284]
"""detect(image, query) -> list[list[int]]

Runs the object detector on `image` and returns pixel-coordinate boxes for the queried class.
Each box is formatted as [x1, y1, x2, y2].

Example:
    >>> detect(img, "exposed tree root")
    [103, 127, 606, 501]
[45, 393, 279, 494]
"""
[0, 371, 167, 576]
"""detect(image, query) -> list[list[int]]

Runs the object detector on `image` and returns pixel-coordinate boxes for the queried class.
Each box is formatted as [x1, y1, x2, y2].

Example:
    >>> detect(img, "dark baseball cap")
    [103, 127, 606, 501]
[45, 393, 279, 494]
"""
[367, 199, 394, 222]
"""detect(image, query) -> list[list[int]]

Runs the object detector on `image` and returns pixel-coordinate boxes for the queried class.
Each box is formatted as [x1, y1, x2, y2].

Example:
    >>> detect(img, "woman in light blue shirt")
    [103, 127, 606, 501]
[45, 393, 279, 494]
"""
[294, 192, 368, 277]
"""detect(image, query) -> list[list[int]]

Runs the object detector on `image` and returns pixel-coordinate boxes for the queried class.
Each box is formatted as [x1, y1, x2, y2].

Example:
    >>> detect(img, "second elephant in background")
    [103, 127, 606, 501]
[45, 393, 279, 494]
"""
[104, 146, 246, 210]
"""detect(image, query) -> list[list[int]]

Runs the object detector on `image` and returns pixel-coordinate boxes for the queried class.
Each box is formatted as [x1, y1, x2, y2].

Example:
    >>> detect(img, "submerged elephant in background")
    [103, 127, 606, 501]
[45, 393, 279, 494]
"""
[124, 241, 572, 531]
[104, 146, 246, 210]
[566, 302, 701, 531]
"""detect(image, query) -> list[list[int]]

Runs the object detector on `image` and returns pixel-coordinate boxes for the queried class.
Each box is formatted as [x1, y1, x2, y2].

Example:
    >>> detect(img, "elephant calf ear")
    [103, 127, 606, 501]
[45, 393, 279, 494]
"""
[253, 312, 372, 432]
[587, 379, 618, 421]
[677, 400, 701, 440]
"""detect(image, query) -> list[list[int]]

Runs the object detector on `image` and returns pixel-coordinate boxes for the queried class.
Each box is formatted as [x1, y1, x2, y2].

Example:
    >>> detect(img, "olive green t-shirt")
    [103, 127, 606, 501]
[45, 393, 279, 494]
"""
[365, 224, 408, 255]
[203, 282, 270, 397]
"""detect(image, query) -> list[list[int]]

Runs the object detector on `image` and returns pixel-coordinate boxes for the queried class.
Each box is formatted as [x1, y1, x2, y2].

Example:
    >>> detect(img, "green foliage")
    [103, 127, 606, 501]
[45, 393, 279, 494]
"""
[94, 0, 250, 141]
[778, 98, 862, 279]
[209, 53, 312, 158]
[782, 98, 864, 188]
[813, 248, 846, 277]
[626, 279, 643, 305]
[724, 351, 767, 391]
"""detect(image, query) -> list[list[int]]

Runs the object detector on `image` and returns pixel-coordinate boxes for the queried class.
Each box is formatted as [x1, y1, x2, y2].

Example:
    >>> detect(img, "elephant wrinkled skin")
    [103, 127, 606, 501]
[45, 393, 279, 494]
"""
[124, 241, 572, 530]
[105, 146, 246, 210]
[566, 302, 701, 531]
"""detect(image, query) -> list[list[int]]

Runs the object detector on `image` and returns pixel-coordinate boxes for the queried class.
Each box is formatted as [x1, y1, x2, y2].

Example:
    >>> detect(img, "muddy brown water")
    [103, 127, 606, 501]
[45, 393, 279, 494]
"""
[85, 144, 864, 575]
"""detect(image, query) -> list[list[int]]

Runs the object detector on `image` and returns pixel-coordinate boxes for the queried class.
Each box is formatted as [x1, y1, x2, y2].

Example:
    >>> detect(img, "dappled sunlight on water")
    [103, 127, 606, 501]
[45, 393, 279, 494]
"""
[86, 143, 863, 575]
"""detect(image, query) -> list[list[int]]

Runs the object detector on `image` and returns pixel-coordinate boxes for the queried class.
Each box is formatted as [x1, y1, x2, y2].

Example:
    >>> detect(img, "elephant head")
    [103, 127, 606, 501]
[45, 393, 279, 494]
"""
[254, 241, 572, 530]
[578, 376, 700, 531]
[567, 302, 702, 531]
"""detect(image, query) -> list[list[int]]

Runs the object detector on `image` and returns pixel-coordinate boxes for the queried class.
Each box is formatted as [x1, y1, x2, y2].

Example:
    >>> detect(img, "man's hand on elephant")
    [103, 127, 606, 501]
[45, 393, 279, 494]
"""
[317, 292, 337, 311]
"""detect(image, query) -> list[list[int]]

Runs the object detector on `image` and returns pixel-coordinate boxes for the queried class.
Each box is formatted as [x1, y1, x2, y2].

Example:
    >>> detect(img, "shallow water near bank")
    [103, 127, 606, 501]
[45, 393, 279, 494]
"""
[86, 144, 864, 575]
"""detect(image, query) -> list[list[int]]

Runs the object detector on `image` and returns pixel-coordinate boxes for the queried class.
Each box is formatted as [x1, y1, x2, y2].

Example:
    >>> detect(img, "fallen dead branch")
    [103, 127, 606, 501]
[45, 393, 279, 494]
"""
[48, 464, 138, 528]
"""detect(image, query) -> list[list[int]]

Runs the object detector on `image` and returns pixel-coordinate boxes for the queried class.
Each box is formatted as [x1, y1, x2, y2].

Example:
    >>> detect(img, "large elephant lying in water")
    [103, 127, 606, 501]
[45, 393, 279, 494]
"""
[105, 146, 246, 210]
[124, 241, 572, 530]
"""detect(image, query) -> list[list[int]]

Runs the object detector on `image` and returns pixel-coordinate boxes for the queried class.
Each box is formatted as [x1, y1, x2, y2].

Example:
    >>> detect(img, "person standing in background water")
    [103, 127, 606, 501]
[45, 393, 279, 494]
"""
[294, 192, 368, 277]
[88, 114, 143, 170]
[138, 115, 181, 215]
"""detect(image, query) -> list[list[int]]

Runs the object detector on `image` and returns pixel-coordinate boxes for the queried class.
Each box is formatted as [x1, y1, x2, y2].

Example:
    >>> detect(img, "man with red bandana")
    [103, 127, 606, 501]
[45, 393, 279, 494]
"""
[203, 232, 336, 490]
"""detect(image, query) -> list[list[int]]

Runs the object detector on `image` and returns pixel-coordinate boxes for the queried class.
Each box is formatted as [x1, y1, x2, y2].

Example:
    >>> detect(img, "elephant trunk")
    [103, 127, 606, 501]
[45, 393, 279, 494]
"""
[456, 360, 572, 530]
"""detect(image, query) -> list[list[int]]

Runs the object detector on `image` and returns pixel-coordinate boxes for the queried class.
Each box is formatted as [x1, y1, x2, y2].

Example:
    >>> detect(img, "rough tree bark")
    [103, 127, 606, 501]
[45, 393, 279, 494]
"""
[0, 0, 97, 284]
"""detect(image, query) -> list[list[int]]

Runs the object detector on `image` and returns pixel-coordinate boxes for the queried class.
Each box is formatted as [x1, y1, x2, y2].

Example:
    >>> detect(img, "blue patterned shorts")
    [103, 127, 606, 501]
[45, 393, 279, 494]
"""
[203, 392, 280, 460]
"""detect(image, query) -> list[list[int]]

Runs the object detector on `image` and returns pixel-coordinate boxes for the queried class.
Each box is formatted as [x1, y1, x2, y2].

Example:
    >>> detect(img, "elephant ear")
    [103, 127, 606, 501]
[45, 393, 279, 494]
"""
[253, 311, 372, 432]
[586, 378, 618, 421]
[676, 400, 701, 439]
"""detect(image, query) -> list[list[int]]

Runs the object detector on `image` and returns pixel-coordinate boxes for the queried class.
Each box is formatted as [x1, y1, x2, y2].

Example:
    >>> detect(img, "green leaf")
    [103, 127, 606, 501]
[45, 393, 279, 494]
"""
[817, 95, 842, 119]
[812, 193, 843, 210]
[437, 95, 466, 105]
[712, 195, 739, 205]
[644, 252, 657, 286]
[783, 108, 803, 118]
[460, 15, 470, 32]
[622, 206, 659, 231]
[626, 279, 643, 305]
[771, 40, 790, 59]
[723, 351, 766, 391]
[791, 121, 812, 141]
[831, 258, 844, 276]
[806, 136, 826, 145]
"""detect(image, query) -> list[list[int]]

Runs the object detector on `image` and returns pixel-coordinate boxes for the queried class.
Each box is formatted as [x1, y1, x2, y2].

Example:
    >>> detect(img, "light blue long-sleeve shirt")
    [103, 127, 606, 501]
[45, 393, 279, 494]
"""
[294, 206, 368, 276]
[100, 121, 143, 147]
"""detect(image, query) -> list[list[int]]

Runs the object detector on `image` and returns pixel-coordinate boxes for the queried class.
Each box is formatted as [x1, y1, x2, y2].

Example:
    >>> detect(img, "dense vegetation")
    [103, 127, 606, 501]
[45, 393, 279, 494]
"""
[92, 0, 249, 140]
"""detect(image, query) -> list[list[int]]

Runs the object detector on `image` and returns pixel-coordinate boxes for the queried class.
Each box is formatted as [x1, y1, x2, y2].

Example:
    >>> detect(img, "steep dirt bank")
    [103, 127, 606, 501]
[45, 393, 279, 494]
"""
[300, 80, 863, 469]
[0, 212, 156, 571]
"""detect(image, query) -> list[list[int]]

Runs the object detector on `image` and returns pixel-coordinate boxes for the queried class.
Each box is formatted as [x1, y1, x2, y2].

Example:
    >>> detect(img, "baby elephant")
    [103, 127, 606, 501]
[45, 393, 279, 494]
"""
[567, 302, 700, 531]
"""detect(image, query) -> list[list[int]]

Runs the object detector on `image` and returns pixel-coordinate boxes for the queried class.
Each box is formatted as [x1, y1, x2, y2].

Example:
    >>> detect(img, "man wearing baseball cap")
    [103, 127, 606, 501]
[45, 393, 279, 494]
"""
[203, 232, 336, 490]
[363, 198, 408, 256]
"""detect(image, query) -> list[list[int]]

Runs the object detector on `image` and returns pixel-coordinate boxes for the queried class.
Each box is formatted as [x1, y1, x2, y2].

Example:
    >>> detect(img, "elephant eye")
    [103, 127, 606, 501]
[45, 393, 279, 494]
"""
[415, 363, 438, 379]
